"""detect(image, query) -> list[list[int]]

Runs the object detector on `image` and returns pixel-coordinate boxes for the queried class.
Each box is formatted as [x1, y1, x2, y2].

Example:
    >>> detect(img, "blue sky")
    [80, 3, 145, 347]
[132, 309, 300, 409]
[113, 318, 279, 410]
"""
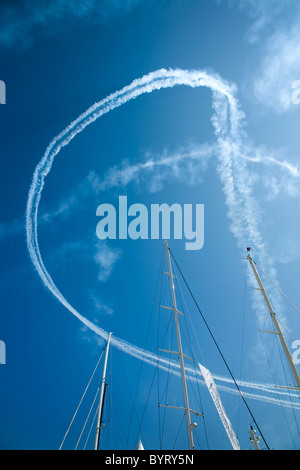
[1, 0, 300, 450]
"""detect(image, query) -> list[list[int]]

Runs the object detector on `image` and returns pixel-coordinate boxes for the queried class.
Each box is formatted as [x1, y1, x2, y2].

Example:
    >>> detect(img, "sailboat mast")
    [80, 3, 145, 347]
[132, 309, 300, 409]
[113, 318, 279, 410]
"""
[248, 426, 261, 450]
[94, 332, 112, 450]
[246, 255, 300, 389]
[164, 241, 195, 450]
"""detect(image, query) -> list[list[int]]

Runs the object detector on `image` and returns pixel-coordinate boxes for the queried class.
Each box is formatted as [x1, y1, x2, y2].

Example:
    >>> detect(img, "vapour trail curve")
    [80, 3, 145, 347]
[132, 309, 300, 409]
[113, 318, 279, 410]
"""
[25, 68, 289, 408]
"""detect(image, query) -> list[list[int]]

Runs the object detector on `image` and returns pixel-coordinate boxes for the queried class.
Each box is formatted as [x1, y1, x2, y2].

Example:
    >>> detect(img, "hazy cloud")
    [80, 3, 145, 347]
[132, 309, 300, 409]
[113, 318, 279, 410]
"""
[253, 23, 300, 112]
[93, 240, 122, 282]
[45, 237, 122, 284]
[0, 0, 157, 48]
[232, 0, 300, 112]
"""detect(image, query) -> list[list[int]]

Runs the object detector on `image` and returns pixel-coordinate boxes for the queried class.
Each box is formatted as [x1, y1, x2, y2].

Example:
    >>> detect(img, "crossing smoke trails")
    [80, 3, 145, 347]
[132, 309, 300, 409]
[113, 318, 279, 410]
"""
[26, 68, 298, 410]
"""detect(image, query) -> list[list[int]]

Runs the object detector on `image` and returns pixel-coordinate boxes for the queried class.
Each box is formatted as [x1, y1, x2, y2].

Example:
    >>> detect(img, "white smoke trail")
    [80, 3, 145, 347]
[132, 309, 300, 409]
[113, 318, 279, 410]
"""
[26, 68, 293, 409]
[94, 143, 215, 193]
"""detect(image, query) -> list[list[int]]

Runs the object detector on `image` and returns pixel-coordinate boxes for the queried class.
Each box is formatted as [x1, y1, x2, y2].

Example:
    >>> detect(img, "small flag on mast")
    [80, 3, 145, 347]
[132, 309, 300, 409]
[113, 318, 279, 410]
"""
[246, 247, 252, 252]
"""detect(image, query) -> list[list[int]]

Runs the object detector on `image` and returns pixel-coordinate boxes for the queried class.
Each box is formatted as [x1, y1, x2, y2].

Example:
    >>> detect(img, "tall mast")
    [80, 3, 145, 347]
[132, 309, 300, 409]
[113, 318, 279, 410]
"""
[246, 254, 300, 390]
[94, 332, 112, 450]
[164, 241, 196, 450]
[248, 426, 261, 450]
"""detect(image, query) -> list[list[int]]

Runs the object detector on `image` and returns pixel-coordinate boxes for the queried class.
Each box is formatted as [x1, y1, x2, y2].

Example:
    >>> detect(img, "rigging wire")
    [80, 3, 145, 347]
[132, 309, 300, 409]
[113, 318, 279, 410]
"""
[218, 261, 248, 447]
[172, 261, 209, 448]
[253, 259, 300, 316]
[170, 248, 271, 451]
[133, 362, 159, 448]
[75, 385, 100, 449]
[272, 318, 300, 443]
[109, 392, 127, 450]
[125, 244, 165, 450]
[252, 257, 300, 444]
[108, 350, 113, 449]
[274, 333, 299, 448]
[157, 254, 165, 450]
[115, 348, 144, 448]
[232, 261, 247, 440]
[158, 310, 176, 449]
[172, 412, 185, 450]
[158, 256, 185, 449]
[83, 403, 99, 450]
[157, 253, 206, 449]
[258, 328, 297, 449]
[58, 346, 105, 449]
[156, 251, 165, 450]
[277, 316, 300, 353]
